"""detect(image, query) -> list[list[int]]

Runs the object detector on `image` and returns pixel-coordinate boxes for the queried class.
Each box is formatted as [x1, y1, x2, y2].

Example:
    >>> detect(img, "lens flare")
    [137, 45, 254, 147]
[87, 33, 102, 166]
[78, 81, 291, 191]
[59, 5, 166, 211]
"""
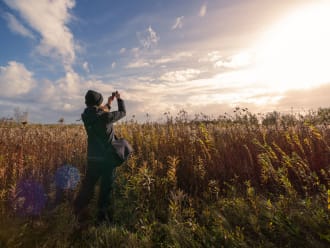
[11, 179, 46, 216]
[55, 164, 80, 190]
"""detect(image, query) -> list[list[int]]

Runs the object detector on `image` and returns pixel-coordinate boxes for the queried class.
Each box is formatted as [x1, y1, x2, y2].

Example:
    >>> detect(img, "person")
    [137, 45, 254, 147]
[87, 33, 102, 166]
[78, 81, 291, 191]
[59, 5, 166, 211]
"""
[73, 89, 126, 225]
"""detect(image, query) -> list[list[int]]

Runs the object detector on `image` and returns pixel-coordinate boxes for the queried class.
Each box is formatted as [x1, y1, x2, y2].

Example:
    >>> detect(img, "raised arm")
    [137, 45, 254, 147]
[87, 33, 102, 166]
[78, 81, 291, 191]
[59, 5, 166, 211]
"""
[101, 93, 126, 123]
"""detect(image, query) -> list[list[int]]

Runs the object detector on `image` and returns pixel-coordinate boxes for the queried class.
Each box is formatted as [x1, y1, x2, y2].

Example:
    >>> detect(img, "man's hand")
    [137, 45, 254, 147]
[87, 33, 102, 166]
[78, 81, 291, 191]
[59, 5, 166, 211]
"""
[108, 95, 115, 105]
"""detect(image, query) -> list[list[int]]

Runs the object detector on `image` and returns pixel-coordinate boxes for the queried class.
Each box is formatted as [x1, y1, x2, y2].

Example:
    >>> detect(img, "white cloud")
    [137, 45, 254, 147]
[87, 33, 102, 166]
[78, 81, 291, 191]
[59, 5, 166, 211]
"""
[4, 12, 35, 39]
[123, 69, 290, 121]
[46, 72, 108, 113]
[199, 51, 252, 69]
[111, 62, 116, 69]
[160, 69, 201, 83]
[82, 61, 90, 73]
[57, 70, 81, 96]
[121, 73, 234, 119]
[37, 79, 56, 102]
[119, 48, 126, 54]
[276, 83, 330, 111]
[214, 52, 252, 69]
[4, 0, 76, 70]
[207, 51, 222, 62]
[199, 4, 207, 17]
[163, 52, 192, 63]
[172, 16, 184, 30]
[126, 59, 150, 69]
[153, 52, 193, 64]
[137, 26, 159, 49]
[0, 61, 36, 97]
[198, 51, 222, 64]
[0, 65, 85, 117]
[125, 52, 192, 69]
[131, 47, 140, 57]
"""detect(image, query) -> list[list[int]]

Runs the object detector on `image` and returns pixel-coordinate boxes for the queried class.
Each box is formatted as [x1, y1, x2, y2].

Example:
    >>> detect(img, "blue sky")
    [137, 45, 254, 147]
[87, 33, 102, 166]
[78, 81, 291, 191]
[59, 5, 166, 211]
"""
[0, 0, 330, 123]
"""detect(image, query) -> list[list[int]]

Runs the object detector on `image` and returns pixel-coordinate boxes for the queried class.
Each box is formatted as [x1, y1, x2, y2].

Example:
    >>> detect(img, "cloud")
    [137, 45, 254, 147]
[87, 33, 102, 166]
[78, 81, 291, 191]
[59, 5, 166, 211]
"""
[199, 50, 252, 69]
[111, 62, 116, 69]
[54, 67, 324, 122]
[160, 69, 202, 83]
[0, 61, 36, 97]
[56, 70, 82, 97]
[124, 72, 330, 121]
[37, 71, 116, 114]
[0, 63, 86, 120]
[137, 26, 159, 49]
[82, 61, 90, 73]
[126, 59, 150, 69]
[205, 51, 222, 62]
[4, 0, 76, 70]
[199, 4, 207, 17]
[126, 52, 193, 69]
[172, 16, 184, 30]
[153, 52, 193, 64]
[3, 12, 35, 39]
[131, 47, 140, 57]
[214, 52, 252, 69]
[119, 48, 126, 54]
[1, 60, 328, 123]
[120, 73, 238, 120]
[276, 83, 330, 111]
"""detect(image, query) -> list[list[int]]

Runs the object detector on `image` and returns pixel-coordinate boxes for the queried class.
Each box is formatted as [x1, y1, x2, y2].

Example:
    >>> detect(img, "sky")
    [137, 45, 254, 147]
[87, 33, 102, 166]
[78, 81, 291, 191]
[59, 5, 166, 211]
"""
[0, 0, 329, 123]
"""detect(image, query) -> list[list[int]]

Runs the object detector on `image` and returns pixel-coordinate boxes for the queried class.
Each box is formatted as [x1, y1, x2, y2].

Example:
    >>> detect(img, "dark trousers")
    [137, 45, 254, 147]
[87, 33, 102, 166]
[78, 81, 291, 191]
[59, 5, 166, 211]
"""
[74, 160, 115, 222]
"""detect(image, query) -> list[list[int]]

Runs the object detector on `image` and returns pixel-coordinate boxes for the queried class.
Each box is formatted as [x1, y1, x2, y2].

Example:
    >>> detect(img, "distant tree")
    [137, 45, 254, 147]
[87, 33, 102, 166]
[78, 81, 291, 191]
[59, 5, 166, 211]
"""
[262, 111, 280, 126]
[317, 107, 330, 125]
[13, 107, 28, 124]
[280, 114, 297, 127]
[58, 117, 65, 124]
[0, 117, 14, 124]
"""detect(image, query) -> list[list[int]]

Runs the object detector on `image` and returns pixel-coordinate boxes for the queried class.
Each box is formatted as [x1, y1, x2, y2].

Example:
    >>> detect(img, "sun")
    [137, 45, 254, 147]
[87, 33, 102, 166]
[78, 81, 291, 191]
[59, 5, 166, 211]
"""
[254, 2, 330, 92]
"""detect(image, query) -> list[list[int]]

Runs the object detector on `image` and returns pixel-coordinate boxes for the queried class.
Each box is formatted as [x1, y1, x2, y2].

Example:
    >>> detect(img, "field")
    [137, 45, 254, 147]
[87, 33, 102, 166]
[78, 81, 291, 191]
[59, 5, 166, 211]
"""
[0, 109, 329, 247]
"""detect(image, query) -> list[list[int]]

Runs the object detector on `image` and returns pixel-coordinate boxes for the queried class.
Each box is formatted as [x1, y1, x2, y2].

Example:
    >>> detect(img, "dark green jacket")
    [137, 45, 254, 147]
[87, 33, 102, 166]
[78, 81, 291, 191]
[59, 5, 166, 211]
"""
[81, 99, 126, 161]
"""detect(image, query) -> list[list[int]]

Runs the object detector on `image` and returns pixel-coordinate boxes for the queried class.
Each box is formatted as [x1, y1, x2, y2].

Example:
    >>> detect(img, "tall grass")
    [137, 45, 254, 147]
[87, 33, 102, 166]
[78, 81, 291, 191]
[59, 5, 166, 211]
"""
[0, 109, 329, 247]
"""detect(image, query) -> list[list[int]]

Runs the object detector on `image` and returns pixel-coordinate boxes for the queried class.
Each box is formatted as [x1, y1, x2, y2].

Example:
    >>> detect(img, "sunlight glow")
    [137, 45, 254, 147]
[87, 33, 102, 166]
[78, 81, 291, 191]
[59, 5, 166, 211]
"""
[254, 2, 330, 91]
